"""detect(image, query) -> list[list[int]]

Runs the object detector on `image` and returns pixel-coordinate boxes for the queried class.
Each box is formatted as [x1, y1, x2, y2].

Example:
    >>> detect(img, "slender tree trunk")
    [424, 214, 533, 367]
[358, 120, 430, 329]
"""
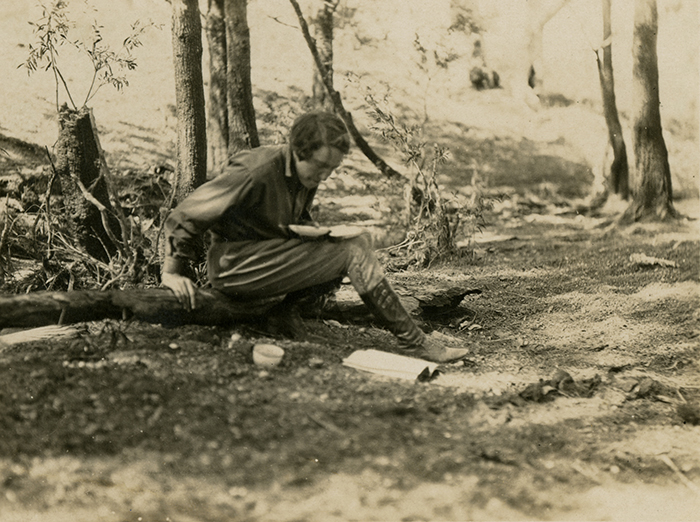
[312, 2, 335, 110]
[626, 0, 677, 221]
[205, 0, 229, 172]
[596, 0, 629, 199]
[171, 0, 208, 203]
[224, 0, 259, 155]
[288, 0, 401, 179]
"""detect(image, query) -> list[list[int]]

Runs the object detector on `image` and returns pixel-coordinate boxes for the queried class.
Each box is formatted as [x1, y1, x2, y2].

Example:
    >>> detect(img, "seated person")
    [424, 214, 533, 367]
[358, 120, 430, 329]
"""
[161, 111, 468, 363]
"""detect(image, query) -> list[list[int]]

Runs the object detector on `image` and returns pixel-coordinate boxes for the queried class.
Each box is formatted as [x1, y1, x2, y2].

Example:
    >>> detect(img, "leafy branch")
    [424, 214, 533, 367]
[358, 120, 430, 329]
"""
[78, 19, 149, 106]
[22, 1, 77, 111]
[20, 1, 154, 111]
[362, 82, 491, 267]
[363, 86, 455, 266]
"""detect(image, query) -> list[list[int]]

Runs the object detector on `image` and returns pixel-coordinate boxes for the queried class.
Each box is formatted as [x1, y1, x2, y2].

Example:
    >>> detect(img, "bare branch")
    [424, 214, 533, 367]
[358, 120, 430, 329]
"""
[266, 15, 298, 29]
[287, 0, 402, 179]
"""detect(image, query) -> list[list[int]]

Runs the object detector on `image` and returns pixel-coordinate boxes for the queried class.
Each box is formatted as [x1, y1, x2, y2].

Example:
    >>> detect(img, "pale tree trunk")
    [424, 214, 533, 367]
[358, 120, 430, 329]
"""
[205, 0, 229, 172]
[171, 0, 208, 203]
[526, 0, 570, 94]
[625, 0, 677, 221]
[224, 0, 259, 155]
[312, 1, 336, 110]
[596, 0, 629, 199]
[477, 0, 569, 106]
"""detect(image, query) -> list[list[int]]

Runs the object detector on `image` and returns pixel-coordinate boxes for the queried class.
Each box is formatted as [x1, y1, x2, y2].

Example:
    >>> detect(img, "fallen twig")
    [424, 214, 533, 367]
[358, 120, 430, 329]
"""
[307, 412, 344, 435]
[571, 460, 602, 484]
[658, 455, 700, 495]
[0, 324, 84, 349]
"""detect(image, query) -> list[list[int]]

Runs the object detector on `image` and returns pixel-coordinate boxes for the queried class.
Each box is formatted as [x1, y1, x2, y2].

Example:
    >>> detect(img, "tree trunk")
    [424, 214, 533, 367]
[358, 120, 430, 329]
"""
[0, 288, 274, 328]
[597, 0, 629, 199]
[0, 288, 368, 329]
[224, 0, 259, 155]
[0, 284, 479, 329]
[205, 0, 229, 172]
[171, 0, 208, 203]
[625, 0, 677, 221]
[527, 0, 571, 94]
[312, 2, 335, 110]
[54, 105, 119, 261]
[288, 0, 402, 179]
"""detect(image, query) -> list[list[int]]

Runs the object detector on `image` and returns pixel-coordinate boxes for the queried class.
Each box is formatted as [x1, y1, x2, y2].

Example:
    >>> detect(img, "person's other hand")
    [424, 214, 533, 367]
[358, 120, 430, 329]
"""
[161, 272, 197, 311]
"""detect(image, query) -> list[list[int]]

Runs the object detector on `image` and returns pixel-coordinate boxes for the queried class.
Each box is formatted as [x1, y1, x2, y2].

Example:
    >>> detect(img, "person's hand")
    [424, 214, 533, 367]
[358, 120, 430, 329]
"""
[161, 272, 197, 311]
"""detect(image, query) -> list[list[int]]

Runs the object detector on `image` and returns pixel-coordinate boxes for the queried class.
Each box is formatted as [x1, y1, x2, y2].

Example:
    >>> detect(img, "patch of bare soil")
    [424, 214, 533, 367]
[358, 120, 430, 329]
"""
[1, 195, 698, 521]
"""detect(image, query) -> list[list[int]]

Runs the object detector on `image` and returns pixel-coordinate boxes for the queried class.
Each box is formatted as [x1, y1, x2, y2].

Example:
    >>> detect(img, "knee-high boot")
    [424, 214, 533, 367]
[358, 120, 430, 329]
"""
[360, 278, 469, 363]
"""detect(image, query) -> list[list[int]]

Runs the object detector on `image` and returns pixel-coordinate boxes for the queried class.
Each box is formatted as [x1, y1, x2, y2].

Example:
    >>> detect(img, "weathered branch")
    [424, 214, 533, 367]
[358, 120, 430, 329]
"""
[0, 283, 479, 330]
[0, 288, 275, 329]
[288, 0, 402, 179]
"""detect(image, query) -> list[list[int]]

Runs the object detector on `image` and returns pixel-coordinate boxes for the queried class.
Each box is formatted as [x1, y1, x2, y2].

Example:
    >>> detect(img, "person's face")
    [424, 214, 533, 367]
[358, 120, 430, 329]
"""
[294, 146, 345, 189]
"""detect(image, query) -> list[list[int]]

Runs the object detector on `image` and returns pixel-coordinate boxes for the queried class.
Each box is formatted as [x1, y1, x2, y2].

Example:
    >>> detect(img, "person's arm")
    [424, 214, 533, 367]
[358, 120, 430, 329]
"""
[162, 168, 255, 309]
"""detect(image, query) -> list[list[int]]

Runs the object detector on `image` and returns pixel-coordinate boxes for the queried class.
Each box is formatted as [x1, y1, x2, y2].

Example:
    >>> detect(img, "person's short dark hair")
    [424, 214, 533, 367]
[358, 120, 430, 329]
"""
[290, 111, 351, 161]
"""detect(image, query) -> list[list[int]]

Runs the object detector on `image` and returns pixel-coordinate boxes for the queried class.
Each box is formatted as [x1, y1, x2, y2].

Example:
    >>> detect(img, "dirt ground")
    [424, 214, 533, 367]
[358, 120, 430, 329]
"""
[1, 186, 698, 521]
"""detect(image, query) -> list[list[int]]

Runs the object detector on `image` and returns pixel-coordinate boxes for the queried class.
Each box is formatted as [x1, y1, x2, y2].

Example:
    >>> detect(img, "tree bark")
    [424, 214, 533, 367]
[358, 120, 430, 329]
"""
[224, 0, 259, 155]
[312, 2, 335, 110]
[171, 0, 208, 203]
[288, 0, 402, 179]
[54, 105, 120, 261]
[0, 284, 479, 329]
[0, 288, 363, 329]
[205, 0, 229, 172]
[0, 288, 274, 328]
[625, 0, 677, 221]
[596, 0, 629, 199]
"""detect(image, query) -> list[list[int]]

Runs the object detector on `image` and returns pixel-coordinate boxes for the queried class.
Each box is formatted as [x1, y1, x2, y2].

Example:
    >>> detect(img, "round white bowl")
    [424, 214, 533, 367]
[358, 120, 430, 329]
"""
[252, 344, 284, 368]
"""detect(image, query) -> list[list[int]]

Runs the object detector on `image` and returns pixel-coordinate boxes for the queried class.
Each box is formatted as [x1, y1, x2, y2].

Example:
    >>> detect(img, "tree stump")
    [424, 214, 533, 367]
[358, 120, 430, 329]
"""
[54, 105, 120, 261]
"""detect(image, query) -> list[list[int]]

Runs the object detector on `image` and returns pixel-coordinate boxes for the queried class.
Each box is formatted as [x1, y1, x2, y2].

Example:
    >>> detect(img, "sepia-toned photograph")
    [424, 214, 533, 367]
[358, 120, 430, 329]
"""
[0, 0, 698, 520]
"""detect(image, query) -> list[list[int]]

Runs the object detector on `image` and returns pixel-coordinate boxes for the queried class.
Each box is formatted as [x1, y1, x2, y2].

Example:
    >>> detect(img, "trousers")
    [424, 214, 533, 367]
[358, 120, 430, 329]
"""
[207, 232, 385, 298]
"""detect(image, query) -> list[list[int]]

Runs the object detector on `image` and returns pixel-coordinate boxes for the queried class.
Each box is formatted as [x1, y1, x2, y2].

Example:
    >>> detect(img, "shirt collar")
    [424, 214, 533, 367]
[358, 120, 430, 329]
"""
[284, 145, 295, 179]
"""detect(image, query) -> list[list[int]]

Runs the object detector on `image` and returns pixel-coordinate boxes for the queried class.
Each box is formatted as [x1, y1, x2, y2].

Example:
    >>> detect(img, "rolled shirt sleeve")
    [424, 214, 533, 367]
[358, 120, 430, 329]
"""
[163, 172, 256, 274]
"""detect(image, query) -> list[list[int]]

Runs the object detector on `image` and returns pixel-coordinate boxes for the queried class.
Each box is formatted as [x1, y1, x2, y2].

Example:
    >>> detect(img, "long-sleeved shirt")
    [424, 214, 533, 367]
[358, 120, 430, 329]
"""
[163, 145, 316, 275]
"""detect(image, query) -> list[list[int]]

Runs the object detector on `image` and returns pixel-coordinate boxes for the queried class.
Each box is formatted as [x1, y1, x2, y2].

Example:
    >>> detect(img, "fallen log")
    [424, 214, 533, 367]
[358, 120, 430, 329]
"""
[0, 288, 275, 329]
[0, 282, 479, 329]
[0, 288, 400, 329]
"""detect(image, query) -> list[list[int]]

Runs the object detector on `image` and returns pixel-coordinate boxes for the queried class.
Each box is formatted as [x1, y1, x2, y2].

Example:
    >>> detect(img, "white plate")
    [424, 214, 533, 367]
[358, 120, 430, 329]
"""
[289, 224, 330, 237]
[329, 225, 365, 239]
